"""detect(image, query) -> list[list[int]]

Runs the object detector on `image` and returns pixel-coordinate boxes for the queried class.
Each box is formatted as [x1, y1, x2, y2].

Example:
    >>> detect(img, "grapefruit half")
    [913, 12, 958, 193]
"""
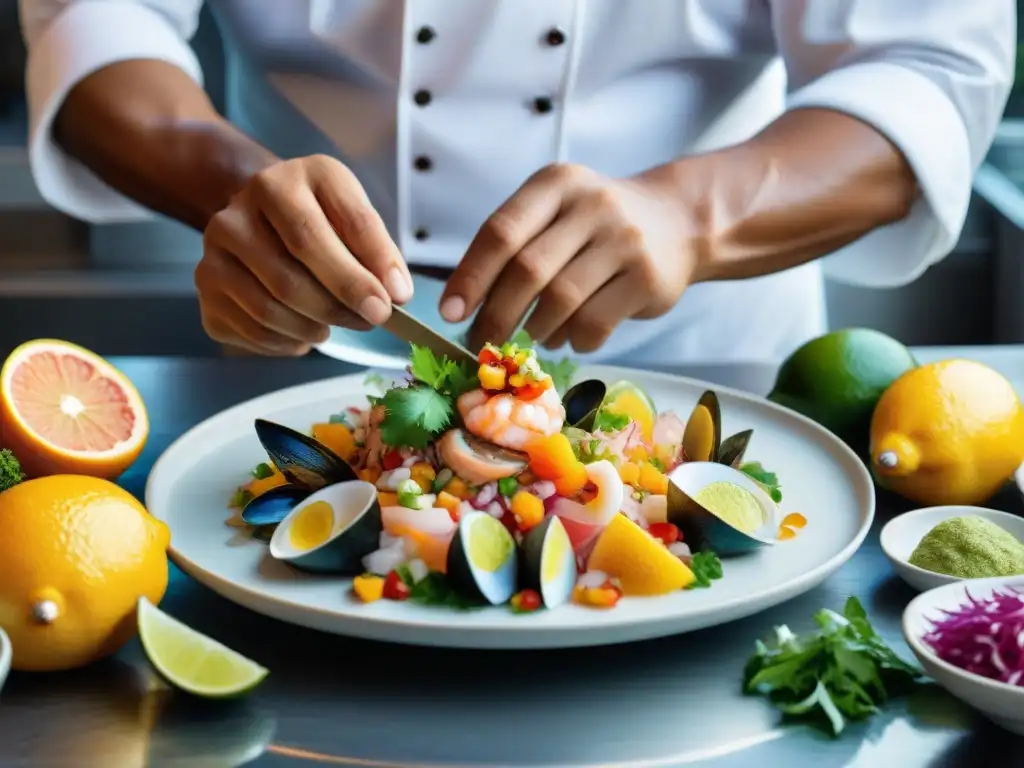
[0, 339, 148, 479]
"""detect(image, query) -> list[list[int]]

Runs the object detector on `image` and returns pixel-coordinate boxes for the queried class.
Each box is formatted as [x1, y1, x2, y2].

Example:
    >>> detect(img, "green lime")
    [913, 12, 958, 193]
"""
[600, 381, 657, 440]
[137, 597, 268, 698]
[767, 328, 917, 451]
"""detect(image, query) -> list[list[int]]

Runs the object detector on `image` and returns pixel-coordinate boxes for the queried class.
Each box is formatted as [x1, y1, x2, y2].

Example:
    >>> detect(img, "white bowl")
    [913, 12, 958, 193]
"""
[0, 627, 10, 695]
[879, 505, 1024, 592]
[903, 575, 1024, 734]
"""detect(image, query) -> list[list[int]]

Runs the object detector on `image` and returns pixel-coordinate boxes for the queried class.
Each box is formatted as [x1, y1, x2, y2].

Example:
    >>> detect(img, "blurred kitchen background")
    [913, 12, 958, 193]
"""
[1, 4, 1024, 356]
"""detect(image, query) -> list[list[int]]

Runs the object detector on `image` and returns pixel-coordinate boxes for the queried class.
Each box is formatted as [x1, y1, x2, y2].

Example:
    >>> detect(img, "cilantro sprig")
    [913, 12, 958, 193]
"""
[740, 461, 783, 503]
[742, 597, 924, 737]
[395, 565, 481, 610]
[687, 551, 723, 588]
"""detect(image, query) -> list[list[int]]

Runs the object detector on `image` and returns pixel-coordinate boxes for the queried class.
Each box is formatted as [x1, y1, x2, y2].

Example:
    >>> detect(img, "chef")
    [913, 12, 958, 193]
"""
[19, 1, 1015, 365]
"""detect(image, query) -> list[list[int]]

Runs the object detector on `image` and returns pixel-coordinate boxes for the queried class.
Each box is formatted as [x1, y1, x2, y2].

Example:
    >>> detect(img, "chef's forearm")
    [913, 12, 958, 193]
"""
[658, 107, 919, 283]
[54, 59, 278, 231]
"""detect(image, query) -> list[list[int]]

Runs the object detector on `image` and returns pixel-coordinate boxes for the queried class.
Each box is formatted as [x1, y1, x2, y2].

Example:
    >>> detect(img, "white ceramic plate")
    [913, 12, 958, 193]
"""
[880, 505, 1024, 593]
[0, 627, 10, 695]
[145, 366, 875, 650]
[903, 575, 1024, 735]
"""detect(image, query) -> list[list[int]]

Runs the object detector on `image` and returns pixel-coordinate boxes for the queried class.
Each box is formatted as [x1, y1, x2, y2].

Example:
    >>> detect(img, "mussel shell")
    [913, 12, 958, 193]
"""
[241, 484, 310, 527]
[666, 461, 776, 556]
[561, 379, 607, 431]
[718, 429, 753, 468]
[254, 419, 358, 491]
[681, 391, 722, 463]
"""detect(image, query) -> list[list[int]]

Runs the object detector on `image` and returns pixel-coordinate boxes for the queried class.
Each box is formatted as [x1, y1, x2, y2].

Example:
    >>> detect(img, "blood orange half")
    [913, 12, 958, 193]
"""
[0, 339, 148, 479]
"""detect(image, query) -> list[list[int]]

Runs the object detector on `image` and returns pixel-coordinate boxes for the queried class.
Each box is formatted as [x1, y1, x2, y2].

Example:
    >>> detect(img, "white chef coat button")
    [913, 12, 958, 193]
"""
[413, 89, 432, 107]
[414, 156, 433, 171]
[532, 96, 554, 114]
[416, 26, 436, 44]
[414, 228, 430, 241]
[544, 28, 566, 46]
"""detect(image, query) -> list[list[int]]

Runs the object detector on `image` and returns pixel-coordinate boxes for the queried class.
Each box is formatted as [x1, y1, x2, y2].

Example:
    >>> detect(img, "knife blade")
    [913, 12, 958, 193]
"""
[382, 304, 476, 366]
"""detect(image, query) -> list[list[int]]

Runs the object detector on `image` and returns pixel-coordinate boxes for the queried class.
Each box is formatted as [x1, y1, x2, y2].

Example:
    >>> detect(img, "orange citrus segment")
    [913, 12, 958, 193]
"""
[587, 513, 695, 595]
[778, 526, 799, 541]
[0, 339, 148, 479]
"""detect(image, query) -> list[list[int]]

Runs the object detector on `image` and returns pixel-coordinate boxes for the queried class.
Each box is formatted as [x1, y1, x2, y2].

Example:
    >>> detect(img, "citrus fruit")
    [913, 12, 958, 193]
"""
[0, 339, 149, 479]
[870, 359, 1024, 506]
[138, 597, 268, 698]
[587, 513, 695, 595]
[767, 328, 917, 451]
[600, 381, 657, 442]
[0, 474, 170, 671]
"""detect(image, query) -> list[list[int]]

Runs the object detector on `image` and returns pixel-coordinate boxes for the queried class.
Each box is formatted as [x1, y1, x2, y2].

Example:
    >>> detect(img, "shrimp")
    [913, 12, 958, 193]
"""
[457, 386, 565, 451]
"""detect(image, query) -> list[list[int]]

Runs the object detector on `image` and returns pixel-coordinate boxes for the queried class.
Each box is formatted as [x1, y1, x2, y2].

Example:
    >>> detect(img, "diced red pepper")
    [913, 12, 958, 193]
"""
[515, 382, 546, 401]
[500, 357, 520, 376]
[382, 570, 410, 600]
[499, 510, 519, 537]
[510, 589, 542, 613]
[382, 450, 403, 471]
[648, 522, 681, 546]
[478, 347, 501, 365]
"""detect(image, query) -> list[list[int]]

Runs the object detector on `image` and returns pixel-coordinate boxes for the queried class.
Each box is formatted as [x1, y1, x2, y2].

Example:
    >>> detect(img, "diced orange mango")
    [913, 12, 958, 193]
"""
[781, 512, 807, 529]
[478, 363, 507, 391]
[359, 467, 382, 485]
[444, 477, 471, 499]
[377, 491, 399, 508]
[353, 574, 385, 603]
[626, 446, 649, 463]
[778, 526, 799, 541]
[525, 433, 578, 481]
[247, 471, 287, 498]
[553, 463, 588, 497]
[410, 462, 436, 492]
[436, 491, 462, 518]
[510, 490, 544, 531]
[618, 462, 640, 485]
[638, 462, 668, 495]
[312, 422, 356, 461]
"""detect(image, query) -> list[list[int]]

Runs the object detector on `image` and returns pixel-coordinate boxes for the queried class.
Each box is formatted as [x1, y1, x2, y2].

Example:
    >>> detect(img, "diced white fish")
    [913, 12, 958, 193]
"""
[486, 501, 504, 518]
[406, 558, 429, 583]
[385, 467, 412, 490]
[381, 505, 457, 536]
[532, 480, 556, 500]
[669, 541, 691, 558]
[362, 544, 407, 576]
[577, 571, 609, 589]
[640, 494, 668, 525]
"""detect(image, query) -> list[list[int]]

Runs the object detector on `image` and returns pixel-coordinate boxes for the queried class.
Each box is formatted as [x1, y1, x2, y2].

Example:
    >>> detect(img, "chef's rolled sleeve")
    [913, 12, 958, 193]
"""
[21, 0, 205, 223]
[772, 1, 1015, 287]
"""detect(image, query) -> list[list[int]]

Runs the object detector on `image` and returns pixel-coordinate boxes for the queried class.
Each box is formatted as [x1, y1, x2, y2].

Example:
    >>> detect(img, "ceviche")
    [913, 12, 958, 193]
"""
[229, 334, 805, 613]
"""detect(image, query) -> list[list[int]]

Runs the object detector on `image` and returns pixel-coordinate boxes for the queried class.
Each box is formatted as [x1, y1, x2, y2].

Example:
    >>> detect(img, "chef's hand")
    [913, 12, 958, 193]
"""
[196, 155, 413, 355]
[440, 163, 697, 353]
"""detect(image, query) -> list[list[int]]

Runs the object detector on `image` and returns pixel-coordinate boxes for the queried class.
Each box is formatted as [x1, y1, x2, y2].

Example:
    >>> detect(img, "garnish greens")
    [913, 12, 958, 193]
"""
[378, 344, 479, 449]
[0, 448, 25, 492]
[231, 488, 254, 509]
[593, 410, 629, 433]
[252, 462, 274, 479]
[396, 565, 481, 610]
[687, 551, 723, 588]
[742, 597, 924, 737]
[740, 461, 783, 503]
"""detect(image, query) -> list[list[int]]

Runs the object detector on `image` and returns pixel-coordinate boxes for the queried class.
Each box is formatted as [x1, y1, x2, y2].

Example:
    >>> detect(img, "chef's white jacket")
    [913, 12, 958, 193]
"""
[19, 1, 1016, 365]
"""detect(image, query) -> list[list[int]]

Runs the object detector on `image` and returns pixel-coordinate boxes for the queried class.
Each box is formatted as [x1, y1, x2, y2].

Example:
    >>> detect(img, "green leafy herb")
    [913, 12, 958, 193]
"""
[0, 449, 24, 492]
[593, 410, 630, 433]
[409, 344, 478, 399]
[363, 372, 388, 392]
[687, 551, 723, 588]
[379, 386, 452, 449]
[742, 597, 925, 737]
[648, 456, 666, 472]
[230, 487, 254, 509]
[251, 462, 274, 479]
[741, 461, 783, 503]
[497, 476, 519, 498]
[396, 566, 481, 610]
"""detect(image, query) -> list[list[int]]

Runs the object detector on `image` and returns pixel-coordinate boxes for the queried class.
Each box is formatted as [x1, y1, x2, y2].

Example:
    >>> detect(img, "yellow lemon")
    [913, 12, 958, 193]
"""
[0, 475, 171, 672]
[870, 359, 1024, 506]
[587, 514, 694, 595]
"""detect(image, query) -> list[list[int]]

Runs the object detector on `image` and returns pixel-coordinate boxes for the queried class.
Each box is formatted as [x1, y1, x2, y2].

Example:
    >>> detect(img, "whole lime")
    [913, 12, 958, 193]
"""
[767, 328, 917, 452]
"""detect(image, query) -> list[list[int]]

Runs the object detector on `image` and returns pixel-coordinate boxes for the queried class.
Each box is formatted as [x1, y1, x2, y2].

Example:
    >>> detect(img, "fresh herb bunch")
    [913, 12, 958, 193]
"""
[740, 461, 783, 503]
[743, 597, 924, 737]
[378, 345, 479, 449]
[687, 551, 723, 588]
[395, 564, 482, 610]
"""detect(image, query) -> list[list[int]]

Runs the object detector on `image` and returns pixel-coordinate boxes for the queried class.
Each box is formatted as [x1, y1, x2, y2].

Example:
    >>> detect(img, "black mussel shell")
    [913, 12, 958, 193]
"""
[251, 525, 276, 543]
[561, 379, 607, 431]
[718, 429, 753, 468]
[681, 390, 722, 462]
[254, 419, 357, 491]
[241, 484, 310, 527]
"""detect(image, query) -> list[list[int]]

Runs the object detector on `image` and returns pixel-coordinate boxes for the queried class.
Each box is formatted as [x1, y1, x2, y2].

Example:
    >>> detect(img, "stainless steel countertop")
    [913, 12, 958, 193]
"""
[1, 349, 1023, 768]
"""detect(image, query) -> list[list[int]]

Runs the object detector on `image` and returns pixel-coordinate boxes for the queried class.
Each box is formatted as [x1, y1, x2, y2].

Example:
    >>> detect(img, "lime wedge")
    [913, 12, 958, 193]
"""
[600, 380, 657, 441]
[137, 598, 268, 698]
